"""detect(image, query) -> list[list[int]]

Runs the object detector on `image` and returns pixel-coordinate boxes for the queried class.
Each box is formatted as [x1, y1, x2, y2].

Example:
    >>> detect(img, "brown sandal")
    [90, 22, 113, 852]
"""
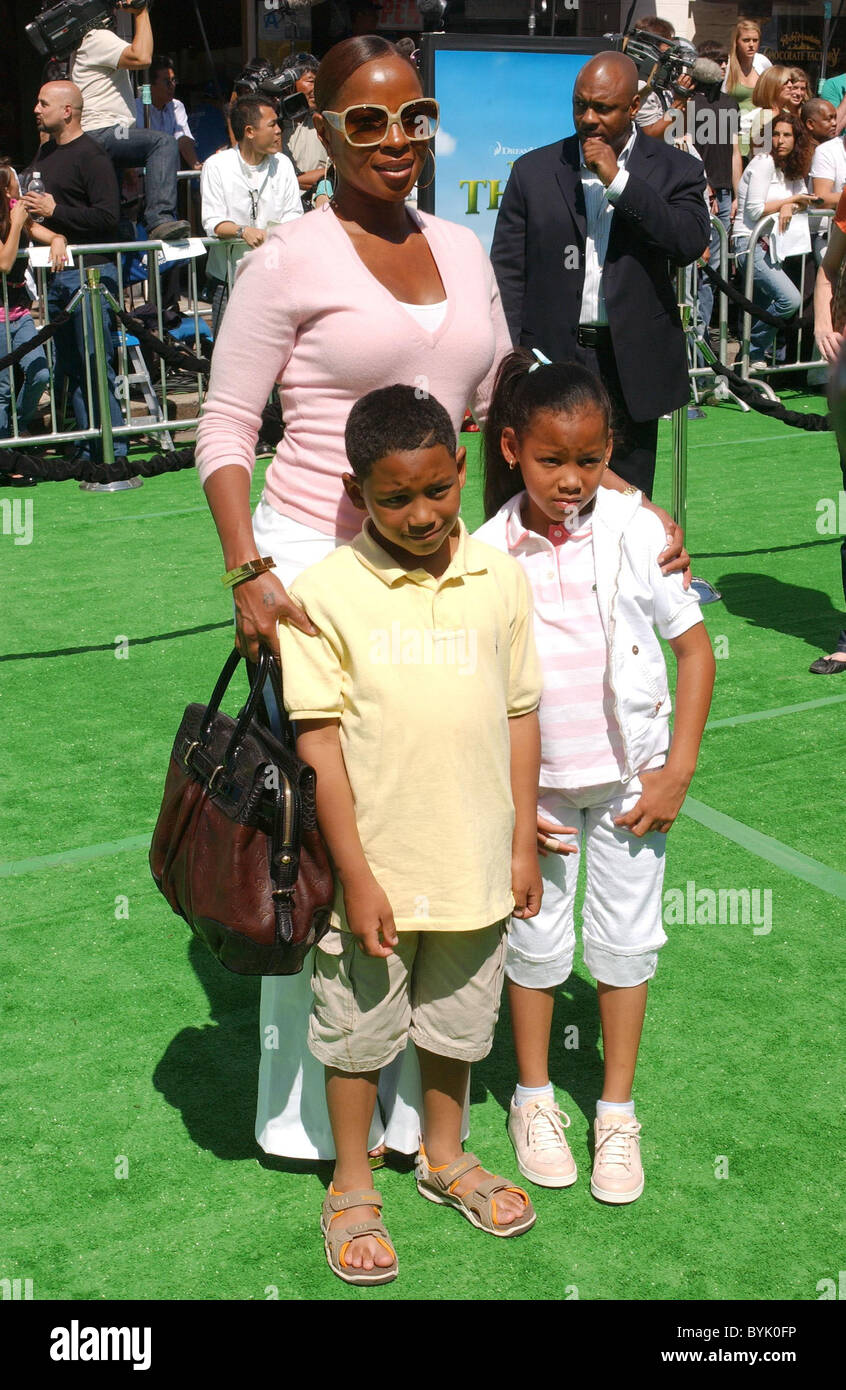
[320, 1186, 398, 1286]
[415, 1147, 536, 1237]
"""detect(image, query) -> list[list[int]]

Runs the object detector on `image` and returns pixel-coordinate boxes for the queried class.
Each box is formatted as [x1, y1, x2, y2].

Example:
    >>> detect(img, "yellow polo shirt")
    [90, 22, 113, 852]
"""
[277, 520, 542, 932]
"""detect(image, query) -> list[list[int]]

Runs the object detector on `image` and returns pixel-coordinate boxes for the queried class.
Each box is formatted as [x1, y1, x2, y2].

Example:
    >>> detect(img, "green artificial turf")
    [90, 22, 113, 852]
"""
[1, 393, 845, 1302]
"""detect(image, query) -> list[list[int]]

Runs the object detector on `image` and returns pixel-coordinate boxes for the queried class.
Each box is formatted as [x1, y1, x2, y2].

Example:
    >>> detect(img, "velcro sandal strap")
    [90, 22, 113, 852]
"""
[326, 1187, 382, 1213]
[470, 1175, 517, 1201]
[435, 1152, 482, 1188]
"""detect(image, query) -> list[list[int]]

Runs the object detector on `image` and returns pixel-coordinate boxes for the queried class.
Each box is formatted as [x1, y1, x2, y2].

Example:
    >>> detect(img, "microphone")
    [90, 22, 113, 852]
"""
[688, 56, 725, 89]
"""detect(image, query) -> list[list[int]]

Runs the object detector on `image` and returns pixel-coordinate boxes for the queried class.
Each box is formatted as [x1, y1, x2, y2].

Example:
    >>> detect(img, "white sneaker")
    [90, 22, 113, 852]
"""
[507, 1096, 578, 1188]
[591, 1112, 644, 1204]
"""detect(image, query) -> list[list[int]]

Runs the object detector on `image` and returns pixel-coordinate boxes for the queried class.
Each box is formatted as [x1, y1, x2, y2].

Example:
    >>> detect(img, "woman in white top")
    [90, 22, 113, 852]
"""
[732, 113, 815, 363]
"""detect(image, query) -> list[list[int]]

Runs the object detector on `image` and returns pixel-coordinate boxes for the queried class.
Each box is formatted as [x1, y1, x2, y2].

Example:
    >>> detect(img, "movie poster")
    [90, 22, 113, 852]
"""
[425, 41, 602, 251]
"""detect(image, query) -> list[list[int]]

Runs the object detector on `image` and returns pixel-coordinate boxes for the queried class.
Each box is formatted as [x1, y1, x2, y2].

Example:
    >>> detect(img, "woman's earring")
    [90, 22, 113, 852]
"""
[416, 146, 436, 190]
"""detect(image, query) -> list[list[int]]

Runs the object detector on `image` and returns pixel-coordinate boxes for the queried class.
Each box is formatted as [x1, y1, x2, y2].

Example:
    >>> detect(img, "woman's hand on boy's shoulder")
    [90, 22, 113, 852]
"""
[343, 872, 399, 957]
[511, 846, 543, 919]
[613, 767, 690, 838]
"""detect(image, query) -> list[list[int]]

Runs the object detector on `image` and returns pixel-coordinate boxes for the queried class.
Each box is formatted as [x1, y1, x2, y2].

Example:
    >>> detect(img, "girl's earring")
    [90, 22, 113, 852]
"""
[416, 146, 436, 190]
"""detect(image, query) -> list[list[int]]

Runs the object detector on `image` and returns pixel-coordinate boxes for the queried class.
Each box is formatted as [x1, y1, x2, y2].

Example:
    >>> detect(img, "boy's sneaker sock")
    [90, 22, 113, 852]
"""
[514, 1082, 555, 1107]
[508, 1089, 578, 1189]
[596, 1097, 635, 1119]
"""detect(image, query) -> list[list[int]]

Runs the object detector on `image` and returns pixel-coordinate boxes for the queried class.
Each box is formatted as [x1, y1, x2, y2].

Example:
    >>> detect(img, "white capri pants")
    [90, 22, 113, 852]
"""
[507, 777, 668, 990]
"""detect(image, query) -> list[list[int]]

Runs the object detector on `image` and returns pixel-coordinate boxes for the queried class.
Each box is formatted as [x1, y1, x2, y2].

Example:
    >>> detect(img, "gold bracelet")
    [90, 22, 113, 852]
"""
[220, 556, 277, 589]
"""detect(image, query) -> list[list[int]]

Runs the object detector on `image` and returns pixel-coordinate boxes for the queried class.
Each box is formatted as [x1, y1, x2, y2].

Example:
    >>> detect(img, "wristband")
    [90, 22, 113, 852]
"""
[221, 556, 276, 589]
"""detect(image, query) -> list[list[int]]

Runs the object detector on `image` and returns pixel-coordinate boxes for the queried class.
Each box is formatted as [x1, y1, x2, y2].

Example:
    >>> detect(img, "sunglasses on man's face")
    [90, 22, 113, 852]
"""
[321, 98, 439, 147]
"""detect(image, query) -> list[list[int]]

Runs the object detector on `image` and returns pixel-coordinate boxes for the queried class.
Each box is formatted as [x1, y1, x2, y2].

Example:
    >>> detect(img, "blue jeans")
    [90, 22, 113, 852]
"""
[0, 312, 50, 437]
[698, 189, 732, 334]
[88, 124, 179, 235]
[735, 240, 802, 361]
[46, 266, 127, 461]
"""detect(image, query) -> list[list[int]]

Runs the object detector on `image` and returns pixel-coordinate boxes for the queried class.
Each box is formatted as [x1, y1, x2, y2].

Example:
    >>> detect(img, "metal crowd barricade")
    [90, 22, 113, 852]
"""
[0, 232, 246, 463]
[737, 209, 833, 380]
[686, 213, 730, 387]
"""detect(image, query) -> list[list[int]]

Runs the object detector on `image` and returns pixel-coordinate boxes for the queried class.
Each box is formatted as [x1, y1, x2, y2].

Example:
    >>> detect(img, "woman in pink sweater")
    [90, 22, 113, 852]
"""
[194, 36, 687, 1175]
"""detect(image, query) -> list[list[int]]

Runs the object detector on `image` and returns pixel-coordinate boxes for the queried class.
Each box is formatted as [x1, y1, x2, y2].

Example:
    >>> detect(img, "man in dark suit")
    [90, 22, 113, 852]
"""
[490, 51, 710, 496]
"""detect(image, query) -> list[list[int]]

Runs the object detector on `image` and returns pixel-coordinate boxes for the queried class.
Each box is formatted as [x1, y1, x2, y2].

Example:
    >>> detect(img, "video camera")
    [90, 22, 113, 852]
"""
[26, 0, 149, 61]
[233, 55, 316, 125]
[609, 32, 724, 103]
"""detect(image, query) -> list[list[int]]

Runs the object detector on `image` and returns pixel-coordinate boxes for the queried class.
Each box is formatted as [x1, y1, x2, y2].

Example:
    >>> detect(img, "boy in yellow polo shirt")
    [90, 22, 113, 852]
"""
[277, 384, 543, 1287]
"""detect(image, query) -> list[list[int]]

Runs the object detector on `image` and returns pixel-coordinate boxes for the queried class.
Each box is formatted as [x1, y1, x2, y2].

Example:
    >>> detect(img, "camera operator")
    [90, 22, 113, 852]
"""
[279, 56, 328, 207]
[201, 95, 301, 336]
[69, 0, 190, 241]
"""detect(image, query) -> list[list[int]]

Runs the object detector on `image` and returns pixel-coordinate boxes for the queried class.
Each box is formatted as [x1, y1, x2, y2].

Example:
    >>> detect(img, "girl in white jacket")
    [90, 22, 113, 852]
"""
[476, 350, 715, 1204]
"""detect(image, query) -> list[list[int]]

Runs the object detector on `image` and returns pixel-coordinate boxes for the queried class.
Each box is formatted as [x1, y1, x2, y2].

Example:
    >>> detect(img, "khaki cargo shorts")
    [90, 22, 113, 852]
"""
[307, 921, 507, 1074]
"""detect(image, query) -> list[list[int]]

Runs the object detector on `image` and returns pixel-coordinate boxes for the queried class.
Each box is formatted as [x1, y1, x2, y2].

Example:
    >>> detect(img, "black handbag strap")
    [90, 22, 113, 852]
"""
[199, 647, 276, 764]
[199, 647, 243, 741]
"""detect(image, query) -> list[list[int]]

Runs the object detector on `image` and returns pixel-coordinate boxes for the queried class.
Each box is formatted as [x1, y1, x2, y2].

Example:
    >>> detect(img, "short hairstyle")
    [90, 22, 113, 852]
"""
[345, 385, 457, 480]
[231, 96, 276, 142]
[634, 16, 675, 41]
[697, 40, 728, 65]
[802, 97, 835, 123]
[150, 55, 175, 85]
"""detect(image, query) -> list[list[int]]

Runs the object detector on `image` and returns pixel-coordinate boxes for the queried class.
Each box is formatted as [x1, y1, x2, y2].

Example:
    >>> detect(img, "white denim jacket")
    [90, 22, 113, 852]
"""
[473, 488, 703, 782]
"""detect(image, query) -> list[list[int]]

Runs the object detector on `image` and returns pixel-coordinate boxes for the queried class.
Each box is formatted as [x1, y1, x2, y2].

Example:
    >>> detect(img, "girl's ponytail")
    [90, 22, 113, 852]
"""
[483, 346, 537, 520]
[482, 349, 613, 521]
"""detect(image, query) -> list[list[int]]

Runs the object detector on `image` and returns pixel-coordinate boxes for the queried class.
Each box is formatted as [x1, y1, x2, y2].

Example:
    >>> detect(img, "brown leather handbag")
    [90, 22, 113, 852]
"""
[149, 647, 334, 975]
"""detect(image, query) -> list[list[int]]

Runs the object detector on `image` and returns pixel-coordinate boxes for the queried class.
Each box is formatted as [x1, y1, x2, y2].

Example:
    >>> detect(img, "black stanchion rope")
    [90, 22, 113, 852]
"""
[698, 260, 815, 331]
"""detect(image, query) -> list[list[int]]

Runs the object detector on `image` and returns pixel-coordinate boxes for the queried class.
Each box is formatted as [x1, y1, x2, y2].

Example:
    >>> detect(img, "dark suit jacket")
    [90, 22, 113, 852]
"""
[490, 130, 710, 421]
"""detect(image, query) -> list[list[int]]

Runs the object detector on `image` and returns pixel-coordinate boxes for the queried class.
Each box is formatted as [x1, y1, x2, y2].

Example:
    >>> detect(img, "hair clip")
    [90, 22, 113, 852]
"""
[529, 349, 553, 373]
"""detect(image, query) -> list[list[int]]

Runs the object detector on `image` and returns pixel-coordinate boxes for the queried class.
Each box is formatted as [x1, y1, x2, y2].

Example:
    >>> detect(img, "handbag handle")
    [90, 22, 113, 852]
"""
[199, 647, 292, 770]
[199, 646, 270, 758]
[199, 647, 243, 741]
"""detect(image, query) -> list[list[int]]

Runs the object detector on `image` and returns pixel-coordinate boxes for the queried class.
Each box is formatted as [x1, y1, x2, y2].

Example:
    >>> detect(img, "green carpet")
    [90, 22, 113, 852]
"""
[2, 392, 845, 1302]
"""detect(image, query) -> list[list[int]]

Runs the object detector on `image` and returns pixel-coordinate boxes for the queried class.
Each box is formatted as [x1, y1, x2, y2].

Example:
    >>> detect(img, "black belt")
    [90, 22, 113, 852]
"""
[577, 324, 612, 349]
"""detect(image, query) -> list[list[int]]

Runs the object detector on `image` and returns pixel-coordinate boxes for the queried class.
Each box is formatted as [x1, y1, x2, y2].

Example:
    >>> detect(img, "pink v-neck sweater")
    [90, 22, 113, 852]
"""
[195, 203, 512, 539]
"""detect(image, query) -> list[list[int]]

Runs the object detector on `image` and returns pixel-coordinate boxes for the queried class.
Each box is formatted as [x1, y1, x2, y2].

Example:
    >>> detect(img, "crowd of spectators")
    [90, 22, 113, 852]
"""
[6, 9, 846, 473]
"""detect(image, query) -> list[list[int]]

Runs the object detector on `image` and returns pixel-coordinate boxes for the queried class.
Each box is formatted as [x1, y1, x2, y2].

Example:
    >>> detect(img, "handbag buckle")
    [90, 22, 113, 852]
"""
[183, 740, 200, 767]
[208, 764, 225, 792]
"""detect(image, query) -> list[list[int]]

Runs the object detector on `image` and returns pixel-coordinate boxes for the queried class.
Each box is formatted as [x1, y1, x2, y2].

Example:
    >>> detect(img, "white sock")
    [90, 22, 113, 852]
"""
[597, 1098, 636, 1119]
[514, 1082, 555, 1107]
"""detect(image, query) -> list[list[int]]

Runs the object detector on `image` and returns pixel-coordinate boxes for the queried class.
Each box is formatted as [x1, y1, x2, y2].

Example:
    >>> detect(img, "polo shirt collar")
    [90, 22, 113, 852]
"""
[352, 518, 489, 587]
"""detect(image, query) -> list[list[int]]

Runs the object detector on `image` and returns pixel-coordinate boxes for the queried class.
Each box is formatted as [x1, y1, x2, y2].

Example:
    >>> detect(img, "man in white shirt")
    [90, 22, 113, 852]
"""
[70, 1, 189, 241]
[135, 56, 201, 171]
[201, 96, 302, 335]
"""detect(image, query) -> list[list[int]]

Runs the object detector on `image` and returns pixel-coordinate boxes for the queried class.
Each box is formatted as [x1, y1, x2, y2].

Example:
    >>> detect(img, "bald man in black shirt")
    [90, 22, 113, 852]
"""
[23, 82, 127, 464]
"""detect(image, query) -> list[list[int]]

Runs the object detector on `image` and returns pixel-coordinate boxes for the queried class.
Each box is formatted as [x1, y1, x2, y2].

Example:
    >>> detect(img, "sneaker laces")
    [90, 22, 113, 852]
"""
[525, 1101, 572, 1153]
[595, 1116, 641, 1172]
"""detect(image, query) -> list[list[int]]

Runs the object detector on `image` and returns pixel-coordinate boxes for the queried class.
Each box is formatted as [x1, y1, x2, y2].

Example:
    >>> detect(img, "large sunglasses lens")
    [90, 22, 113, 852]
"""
[400, 100, 439, 140]
[344, 106, 390, 145]
[342, 101, 440, 145]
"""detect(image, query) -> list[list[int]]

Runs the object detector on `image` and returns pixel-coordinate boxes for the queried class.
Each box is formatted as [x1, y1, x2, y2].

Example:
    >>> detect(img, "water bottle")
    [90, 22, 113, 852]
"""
[28, 171, 45, 222]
